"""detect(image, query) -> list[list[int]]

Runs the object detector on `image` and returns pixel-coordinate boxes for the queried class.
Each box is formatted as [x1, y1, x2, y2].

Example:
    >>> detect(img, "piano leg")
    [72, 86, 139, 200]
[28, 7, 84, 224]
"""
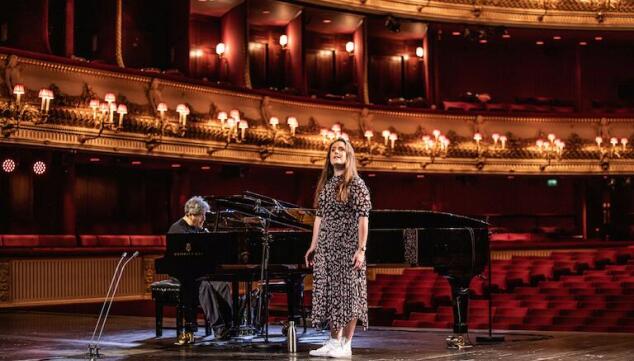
[448, 278, 471, 335]
[285, 274, 305, 330]
[155, 301, 163, 337]
[179, 278, 199, 335]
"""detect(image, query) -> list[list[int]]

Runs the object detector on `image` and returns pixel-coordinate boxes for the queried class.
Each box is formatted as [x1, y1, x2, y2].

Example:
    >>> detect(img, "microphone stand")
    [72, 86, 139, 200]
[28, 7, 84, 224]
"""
[88, 252, 126, 357]
[253, 200, 274, 343]
[88, 251, 139, 358]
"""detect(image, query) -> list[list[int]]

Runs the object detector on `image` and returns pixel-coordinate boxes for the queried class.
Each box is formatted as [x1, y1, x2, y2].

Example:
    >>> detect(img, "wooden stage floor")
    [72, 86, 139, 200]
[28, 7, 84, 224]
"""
[1, 311, 633, 360]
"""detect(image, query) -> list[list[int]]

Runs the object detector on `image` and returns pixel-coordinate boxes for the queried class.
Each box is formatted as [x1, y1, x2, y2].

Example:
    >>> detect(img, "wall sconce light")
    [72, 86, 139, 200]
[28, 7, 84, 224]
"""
[416, 46, 424, 59]
[287, 116, 298, 136]
[216, 42, 226, 58]
[38, 88, 53, 113]
[13, 84, 24, 105]
[332, 123, 342, 138]
[157, 102, 167, 120]
[473, 132, 507, 157]
[422, 130, 450, 160]
[382, 130, 391, 146]
[269, 116, 279, 128]
[104, 93, 116, 105]
[319, 128, 336, 145]
[238, 120, 248, 140]
[279, 34, 288, 50]
[99, 103, 108, 123]
[89, 99, 100, 120]
[364, 130, 373, 143]
[596, 136, 629, 160]
[189, 49, 203, 58]
[116, 104, 127, 128]
[176, 104, 189, 127]
[217, 111, 228, 128]
[108, 102, 116, 125]
[535, 133, 564, 165]
[345, 41, 355, 55]
[320, 128, 328, 144]
[388, 133, 398, 149]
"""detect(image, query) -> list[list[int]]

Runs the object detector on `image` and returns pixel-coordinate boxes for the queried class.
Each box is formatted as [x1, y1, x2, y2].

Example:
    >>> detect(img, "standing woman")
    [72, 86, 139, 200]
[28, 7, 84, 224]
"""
[305, 138, 371, 358]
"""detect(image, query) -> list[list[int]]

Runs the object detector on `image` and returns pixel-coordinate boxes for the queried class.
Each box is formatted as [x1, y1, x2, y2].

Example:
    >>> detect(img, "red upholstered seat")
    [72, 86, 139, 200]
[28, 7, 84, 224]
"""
[79, 235, 131, 247]
[409, 312, 437, 322]
[2, 235, 39, 247]
[381, 298, 406, 315]
[130, 235, 164, 247]
[97, 235, 131, 247]
[79, 235, 98, 247]
[37, 235, 77, 247]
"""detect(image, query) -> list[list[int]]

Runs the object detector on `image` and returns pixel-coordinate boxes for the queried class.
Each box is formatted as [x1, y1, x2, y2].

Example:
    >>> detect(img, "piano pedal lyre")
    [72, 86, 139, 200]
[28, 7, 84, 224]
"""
[446, 334, 472, 350]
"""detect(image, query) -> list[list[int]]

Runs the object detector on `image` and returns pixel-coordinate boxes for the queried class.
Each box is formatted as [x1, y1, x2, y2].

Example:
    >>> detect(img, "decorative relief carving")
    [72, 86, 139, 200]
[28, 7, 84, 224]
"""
[2, 54, 21, 97]
[0, 261, 10, 302]
[308, 0, 634, 29]
[1, 52, 633, 174]
[142, 257, 155, 294]
[147, 78, 162, 117]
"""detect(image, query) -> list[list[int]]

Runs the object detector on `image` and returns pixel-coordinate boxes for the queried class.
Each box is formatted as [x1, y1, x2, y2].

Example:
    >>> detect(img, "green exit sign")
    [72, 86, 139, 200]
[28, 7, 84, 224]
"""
[547, 179, 558, 187]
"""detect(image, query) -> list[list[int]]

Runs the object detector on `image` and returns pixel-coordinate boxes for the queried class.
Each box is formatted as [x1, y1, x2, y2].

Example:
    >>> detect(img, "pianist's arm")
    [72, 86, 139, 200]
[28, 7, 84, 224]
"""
[304, 216, 321, 267]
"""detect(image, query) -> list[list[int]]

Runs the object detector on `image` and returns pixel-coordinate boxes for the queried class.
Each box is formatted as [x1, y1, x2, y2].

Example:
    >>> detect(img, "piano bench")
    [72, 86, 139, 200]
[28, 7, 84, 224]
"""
[150, 280, 211, 338]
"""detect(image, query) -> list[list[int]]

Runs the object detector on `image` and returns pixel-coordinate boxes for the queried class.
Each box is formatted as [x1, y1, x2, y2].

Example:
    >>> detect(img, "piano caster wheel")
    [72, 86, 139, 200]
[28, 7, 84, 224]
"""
[446, 335, 471, 350]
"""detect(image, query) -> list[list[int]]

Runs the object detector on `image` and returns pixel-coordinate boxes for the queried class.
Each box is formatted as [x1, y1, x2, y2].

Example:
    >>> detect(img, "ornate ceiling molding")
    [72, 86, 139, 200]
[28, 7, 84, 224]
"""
[305, 0, 634, 30]
[0, 52, 633, 175]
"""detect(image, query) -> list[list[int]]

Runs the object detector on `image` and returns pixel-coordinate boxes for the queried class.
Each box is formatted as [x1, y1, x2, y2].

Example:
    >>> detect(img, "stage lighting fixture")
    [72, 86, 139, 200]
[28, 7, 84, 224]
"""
[33, 161, 46, 175]
[2, 158, 16, 173]
[385, 16, 400, 33]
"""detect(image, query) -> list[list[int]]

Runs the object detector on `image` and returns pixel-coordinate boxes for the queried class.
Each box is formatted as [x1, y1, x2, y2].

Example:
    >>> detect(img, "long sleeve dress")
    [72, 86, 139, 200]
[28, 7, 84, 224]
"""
[311, 175, 372, 331]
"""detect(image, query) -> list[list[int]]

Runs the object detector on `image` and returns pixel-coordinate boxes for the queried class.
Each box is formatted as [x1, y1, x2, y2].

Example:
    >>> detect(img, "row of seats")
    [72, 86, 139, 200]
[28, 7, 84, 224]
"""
[378, 245, 634, 332]
[442, 100, 576, 113]
[0, 234, 166, 248]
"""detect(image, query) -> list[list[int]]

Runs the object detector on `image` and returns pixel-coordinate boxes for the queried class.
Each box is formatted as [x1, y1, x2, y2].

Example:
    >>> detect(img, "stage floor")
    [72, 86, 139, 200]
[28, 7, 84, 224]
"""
[1, 311, 633, 360]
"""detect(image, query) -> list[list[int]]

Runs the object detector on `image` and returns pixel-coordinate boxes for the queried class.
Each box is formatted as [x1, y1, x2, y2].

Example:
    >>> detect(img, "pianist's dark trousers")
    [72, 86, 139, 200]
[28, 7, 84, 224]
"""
[198, 280, 233, 334]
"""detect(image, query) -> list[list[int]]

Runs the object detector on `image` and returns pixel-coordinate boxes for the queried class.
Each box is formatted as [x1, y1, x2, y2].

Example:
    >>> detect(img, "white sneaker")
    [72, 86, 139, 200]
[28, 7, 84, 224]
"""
[327, 338, 352, 358]
[309, 337, 340, 357]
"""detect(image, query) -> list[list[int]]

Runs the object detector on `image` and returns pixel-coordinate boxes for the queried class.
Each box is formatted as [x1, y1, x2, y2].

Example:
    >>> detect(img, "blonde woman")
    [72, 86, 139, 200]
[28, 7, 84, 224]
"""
[305, 138, 371, 358]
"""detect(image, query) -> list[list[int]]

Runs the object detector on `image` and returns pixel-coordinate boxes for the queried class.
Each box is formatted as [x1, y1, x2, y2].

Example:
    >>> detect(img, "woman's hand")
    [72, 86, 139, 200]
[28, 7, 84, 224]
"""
[304, 246, 316, 268]
[352, 249, 365, 270]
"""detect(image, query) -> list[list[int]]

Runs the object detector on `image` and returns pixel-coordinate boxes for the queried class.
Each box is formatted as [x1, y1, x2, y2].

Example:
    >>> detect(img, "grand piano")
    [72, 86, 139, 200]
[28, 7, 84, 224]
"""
[155, 191, 489, 342]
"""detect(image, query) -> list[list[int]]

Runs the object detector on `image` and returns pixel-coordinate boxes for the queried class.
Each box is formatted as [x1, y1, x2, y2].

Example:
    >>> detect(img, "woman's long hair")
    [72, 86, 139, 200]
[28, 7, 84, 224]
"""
[313, 139, 359, 207]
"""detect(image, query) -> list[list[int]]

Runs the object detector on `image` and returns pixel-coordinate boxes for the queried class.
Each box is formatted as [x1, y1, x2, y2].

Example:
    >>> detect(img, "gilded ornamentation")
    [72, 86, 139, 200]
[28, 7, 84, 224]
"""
[0, 261, 10, 302]
[146, 78, 162, 117]
[357, 107, 374, 135]
[2, 55, 21, 97]
[306, 0, 634, 29]
[142, 257, 155, 294]
[1, 51, 633, 175]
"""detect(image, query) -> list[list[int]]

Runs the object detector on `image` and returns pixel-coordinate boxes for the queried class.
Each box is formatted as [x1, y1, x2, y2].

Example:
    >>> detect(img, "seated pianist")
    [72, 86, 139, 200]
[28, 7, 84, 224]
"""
[168, 196, 233, 345]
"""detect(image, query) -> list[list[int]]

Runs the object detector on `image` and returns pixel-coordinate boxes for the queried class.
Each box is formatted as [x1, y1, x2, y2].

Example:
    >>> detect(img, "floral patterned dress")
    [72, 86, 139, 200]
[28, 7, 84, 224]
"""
[311, 175, 372, 331]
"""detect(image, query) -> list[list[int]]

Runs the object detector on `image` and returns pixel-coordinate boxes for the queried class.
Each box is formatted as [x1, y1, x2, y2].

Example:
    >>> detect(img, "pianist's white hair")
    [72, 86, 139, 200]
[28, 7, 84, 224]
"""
[184, 196, 210, 216]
